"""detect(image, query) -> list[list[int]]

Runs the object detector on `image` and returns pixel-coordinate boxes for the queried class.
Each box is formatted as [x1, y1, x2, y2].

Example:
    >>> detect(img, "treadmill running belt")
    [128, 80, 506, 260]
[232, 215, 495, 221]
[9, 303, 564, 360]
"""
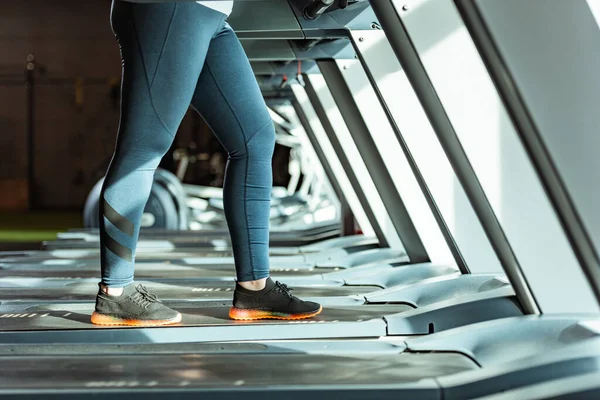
[0, 251, 310, 263]
[42, 230, 339, 249]
[0, 303, 410, 331]
[0, 353, 477, 391]
[0, 265, 333, 280]
[0, 281, 376, 302]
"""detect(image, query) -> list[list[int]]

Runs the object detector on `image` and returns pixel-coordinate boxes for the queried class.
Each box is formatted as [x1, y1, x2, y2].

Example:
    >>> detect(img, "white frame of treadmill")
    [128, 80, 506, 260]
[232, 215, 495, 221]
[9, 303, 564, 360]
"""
[303, 74, 404, 250]
[394, 0, 599, 313]
[348, 30, 503, 274]
[291, 84, 376, 238]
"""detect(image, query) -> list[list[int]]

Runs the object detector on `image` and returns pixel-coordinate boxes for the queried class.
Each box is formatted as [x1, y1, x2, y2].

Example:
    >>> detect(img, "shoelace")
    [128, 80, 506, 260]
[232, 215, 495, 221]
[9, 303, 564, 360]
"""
[274, 281, 294, 299]
[131, 284, 162, 309]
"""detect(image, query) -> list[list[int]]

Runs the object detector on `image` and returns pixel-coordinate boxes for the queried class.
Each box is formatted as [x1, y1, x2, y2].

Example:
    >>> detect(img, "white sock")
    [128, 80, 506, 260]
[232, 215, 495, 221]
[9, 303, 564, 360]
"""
[101, 285, 124, 297]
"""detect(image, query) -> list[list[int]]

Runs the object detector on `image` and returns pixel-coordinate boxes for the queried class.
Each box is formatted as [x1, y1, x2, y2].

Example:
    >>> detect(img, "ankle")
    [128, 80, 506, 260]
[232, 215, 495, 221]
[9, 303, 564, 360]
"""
[238, 278, 268, 291]
[101, 285, 124, 296]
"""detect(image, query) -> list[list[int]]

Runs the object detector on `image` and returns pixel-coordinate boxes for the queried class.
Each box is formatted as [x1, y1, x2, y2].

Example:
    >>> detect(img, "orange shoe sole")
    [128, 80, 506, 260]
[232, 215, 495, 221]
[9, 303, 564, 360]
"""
[229, 305, 323, 321]
[90, 312, 182, 327]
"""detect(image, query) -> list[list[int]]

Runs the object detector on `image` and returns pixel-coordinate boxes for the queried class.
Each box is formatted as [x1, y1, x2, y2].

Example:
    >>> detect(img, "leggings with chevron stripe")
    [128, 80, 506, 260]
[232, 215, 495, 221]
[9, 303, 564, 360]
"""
[100, 0, 274, 287]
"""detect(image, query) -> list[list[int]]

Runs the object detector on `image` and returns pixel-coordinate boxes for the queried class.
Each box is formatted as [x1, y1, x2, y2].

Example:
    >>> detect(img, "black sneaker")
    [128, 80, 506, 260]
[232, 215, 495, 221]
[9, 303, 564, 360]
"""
[229, 278, 322, 321]
[91, 283, 182, 326]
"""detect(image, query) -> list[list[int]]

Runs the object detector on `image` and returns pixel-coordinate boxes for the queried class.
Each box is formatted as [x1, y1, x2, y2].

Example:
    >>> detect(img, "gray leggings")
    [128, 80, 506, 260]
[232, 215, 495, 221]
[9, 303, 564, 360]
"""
[101, 0, 275, 287]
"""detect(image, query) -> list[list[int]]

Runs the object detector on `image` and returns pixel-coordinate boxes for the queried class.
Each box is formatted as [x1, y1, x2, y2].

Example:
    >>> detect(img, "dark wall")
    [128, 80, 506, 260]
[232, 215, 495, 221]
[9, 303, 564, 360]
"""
[0, 0, 289, 210]
[0, 0, 121, 209]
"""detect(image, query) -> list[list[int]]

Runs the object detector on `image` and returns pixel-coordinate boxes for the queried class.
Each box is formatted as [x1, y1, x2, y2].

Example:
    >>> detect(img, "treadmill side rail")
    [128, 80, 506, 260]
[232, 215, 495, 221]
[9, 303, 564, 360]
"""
[439, 337, 600, 400]
[365, 273, 509, 307]
[299, 235, 378, 252]
[406, 315, 600, 366]
[386, 287, 522, 335]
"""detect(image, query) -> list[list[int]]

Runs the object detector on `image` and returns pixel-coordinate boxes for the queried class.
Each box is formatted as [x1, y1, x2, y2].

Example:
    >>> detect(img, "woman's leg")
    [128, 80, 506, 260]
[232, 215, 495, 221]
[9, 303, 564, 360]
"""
[92, 0, 226, 326]
[190, 21, 322, 320]
[191, 23, 274, 285]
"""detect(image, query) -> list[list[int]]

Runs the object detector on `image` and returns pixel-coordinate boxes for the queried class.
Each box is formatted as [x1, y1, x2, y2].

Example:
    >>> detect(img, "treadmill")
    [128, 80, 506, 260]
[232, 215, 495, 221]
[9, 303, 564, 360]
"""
[0, 0, 517, 342]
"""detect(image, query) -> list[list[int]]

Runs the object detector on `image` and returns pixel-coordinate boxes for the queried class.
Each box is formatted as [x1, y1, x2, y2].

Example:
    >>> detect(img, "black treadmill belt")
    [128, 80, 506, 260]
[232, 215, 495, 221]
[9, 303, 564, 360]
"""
[0, 353, 476, 390]
[0, 282, 375, 302]
[43, 230, 339, 249]
[39, 247, 305, 256]
[0, 260, 328, 272]
[65, 223, 341, 238]
[43, 233, 360, 251]
[0, 304, 411, 331]
[0, 265, 330, 279]
[0, 253, 220, 263]
[0, 253, 324, 269]
[1, 250, 294, 262]
[44, 240, 232, 251]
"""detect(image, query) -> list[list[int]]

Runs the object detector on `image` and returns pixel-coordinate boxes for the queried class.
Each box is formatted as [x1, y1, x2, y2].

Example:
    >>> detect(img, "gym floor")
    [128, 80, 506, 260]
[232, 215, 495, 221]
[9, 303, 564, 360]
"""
[0, 211, 82, 250]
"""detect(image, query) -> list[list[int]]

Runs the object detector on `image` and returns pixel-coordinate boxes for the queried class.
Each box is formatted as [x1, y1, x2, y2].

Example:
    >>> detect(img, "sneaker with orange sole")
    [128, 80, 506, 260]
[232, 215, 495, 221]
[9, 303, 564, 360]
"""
[91, 283, 182, 327]
[229, 278, 322, 321]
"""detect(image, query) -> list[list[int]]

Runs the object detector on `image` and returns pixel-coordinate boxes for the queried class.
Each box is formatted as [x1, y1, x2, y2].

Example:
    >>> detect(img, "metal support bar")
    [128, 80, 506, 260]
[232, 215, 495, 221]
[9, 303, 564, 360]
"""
[303, 77, 387, 246]
[291, 84, 374, 237]
[317, 60, 428, 263]
[349, 30, 469, 274]
[292, 99, 354, 236]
